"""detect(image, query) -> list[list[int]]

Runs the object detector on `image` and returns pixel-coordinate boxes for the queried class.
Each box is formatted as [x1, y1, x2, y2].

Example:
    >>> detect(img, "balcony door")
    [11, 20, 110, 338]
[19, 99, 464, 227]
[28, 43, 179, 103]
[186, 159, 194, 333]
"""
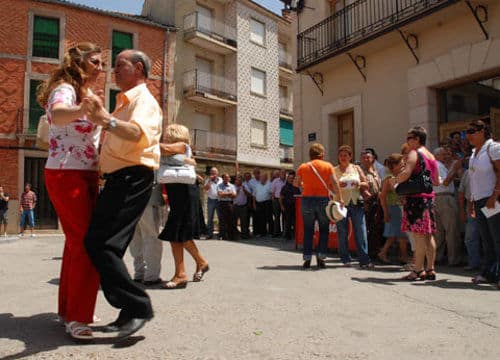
[196, 57, 212, 93]
[197, 5, 213, 33]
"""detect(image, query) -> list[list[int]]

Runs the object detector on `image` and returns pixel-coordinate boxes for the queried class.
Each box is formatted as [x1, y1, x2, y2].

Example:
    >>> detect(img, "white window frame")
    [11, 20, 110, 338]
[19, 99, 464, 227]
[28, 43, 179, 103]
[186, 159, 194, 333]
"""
[27, 9, 66, 64]
[249, 18, 266, 46]
[250, 67, 266, 97]
[250, 119, 267, 148]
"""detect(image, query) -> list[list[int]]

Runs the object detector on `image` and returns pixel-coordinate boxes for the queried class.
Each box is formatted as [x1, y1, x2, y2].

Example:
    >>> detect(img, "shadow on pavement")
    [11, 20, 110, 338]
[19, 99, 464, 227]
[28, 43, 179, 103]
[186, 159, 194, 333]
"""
[47, 278, 59, 286]
[351, 277, 498, 291]
[0, 313, 145, 359]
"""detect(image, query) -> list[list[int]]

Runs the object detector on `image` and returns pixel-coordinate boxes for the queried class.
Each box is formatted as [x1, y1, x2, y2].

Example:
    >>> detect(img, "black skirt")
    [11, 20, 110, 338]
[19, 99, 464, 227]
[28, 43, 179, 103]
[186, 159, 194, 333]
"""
[158, 183, 195, 242]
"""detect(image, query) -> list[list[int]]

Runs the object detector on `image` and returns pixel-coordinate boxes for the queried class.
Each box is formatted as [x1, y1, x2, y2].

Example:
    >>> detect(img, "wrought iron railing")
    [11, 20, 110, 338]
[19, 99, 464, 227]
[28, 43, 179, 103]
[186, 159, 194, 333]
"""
[280, 97, 293, 117]
[280, 145, 294, 164]
[191, 129, 236, 157]
[184, 11, 237, 48]
[183, 69, 237, 102]
[297, 0, 459, 70]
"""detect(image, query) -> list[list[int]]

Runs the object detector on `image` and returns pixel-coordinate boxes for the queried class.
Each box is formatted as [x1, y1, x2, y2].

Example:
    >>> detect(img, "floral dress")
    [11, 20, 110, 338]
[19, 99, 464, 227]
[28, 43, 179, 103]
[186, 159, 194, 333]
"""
[45, 83, 100, 171]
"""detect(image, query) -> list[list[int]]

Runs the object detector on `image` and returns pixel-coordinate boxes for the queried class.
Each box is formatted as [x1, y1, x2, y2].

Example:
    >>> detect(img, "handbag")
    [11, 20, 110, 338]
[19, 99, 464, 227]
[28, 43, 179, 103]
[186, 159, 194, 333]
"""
[307, 162, 345, 222]
[395, 151, 433, 196]
[36, 114, 49, 151]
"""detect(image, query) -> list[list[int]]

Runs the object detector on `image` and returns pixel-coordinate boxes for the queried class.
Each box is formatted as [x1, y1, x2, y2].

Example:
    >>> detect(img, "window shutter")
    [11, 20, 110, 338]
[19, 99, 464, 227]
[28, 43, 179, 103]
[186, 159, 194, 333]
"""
[33, 16, 59, 58]
[279, 119, 293, 146]
[112, 31, 133, 65]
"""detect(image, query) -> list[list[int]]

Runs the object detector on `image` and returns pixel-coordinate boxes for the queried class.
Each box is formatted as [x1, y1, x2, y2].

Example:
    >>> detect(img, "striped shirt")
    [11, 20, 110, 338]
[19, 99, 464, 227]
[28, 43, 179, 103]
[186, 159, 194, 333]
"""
[20, 191, 37, 210]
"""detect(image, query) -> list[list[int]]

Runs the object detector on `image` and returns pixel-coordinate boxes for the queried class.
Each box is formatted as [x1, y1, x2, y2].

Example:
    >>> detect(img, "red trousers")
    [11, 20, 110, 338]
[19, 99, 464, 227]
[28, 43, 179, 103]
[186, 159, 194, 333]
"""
[45, 169, 100, 323]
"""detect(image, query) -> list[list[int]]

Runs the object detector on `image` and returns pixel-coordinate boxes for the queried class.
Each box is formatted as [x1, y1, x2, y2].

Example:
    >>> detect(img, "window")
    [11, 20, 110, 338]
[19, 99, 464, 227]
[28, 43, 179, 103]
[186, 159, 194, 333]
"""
[108, 89, 121, 112]
[196, 57, 212, 91]
[112, 30, 133, 66]
[197, 5, 213, 33]
[279, 119, 293, 146]
[32, 16, 59, 58]
[29, 80, 45, 134]
[250, 68, 266, 96]
[251, 119, 267, 147]
[250, 18, 265, 46]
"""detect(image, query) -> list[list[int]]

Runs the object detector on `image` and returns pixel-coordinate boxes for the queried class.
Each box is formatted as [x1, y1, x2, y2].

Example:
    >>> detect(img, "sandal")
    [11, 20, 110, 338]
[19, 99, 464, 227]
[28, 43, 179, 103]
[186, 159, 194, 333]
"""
[377, 252, 390, 264]
[402, 270, 426, 281]
[193, 265, 210, 282]
[425, 268, 437, 281]
[163, 280, 188, 290]
[65, 321, 93, 340]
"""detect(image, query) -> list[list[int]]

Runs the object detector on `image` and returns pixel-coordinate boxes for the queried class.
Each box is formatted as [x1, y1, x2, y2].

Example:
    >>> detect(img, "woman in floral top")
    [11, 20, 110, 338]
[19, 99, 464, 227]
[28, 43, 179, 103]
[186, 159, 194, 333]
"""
[36, 42, 103, 340]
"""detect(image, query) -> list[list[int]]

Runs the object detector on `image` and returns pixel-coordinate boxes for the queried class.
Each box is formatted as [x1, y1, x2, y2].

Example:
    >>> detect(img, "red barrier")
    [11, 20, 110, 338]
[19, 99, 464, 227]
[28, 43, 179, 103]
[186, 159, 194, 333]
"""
[295, 196, 356, 251]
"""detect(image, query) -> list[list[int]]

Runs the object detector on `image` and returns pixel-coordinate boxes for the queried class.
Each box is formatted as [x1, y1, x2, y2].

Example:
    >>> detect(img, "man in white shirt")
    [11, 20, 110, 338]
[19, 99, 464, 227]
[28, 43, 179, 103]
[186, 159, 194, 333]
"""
[252, 172, 273, 237]
[467, 121, 500, 286]
[204, 167, 222, 239]
[247, 168, 260, 236]
[217, 173, 236, 240]
[433, 147, 462, 266]
[270, 170, 286, 237]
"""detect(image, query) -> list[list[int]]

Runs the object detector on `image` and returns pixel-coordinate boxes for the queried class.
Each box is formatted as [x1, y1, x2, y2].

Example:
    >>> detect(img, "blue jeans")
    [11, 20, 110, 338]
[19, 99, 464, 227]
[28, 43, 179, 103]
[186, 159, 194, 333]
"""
[19, 209, 35, 228]
[301, 197, 329, 261]
[464, 216, 481, 269]
[475, 197, 500, 282]
[337, 203, 370, 265]
[206, 198, 221, 238]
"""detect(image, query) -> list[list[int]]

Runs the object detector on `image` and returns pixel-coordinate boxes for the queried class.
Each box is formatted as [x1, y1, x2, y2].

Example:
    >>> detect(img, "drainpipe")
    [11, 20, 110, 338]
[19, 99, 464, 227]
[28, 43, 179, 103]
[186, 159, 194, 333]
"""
[161, 29, 170, 137]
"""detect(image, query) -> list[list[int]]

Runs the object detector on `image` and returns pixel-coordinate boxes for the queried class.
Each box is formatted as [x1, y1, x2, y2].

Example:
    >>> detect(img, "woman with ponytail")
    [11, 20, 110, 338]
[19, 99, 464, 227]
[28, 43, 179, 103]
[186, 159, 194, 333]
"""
[37, 42, 103, 340]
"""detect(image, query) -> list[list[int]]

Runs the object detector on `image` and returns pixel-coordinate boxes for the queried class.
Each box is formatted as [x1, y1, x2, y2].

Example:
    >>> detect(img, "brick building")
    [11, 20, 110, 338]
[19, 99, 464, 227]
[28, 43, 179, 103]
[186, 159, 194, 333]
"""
[0, 0, 176, 232]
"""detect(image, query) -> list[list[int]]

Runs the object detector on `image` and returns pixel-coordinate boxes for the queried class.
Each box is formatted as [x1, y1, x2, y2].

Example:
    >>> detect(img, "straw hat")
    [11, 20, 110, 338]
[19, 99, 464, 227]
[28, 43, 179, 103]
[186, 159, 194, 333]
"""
[325, 201, 345, 222]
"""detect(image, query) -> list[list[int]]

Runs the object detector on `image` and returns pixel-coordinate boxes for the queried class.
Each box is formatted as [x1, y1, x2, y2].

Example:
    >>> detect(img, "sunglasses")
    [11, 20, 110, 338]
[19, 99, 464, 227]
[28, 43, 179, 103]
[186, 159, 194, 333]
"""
[466, 128, 481, 135]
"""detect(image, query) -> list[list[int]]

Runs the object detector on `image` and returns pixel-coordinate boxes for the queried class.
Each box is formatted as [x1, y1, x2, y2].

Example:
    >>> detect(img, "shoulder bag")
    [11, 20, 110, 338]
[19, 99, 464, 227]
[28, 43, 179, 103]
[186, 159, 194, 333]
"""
[395, 151, 433, 196]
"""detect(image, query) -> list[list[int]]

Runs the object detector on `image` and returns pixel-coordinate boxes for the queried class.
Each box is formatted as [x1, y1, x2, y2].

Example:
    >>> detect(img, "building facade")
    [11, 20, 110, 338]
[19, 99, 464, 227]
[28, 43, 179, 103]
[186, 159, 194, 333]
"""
[284, 0, 500, 165]
[0, 0, 175, 232]
[142, 0, 294, 175]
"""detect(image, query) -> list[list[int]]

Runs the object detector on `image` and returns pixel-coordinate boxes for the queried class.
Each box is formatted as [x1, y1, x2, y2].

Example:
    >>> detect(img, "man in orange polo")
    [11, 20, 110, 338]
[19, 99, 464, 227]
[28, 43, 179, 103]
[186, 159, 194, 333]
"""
[83, 49, 161, 339]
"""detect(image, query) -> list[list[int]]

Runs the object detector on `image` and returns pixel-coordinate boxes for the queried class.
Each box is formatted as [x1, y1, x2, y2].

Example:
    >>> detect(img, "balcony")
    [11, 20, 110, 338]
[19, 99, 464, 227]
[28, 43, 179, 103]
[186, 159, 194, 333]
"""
[280, 145, 294, 164]
[183, 69, 237, 107]
[279, 48, 294, 75]
[183, 11, 237, 55]
[297, 0, 459, 71]
[279, 97, 293, 119]
[191, 129, 236, 161]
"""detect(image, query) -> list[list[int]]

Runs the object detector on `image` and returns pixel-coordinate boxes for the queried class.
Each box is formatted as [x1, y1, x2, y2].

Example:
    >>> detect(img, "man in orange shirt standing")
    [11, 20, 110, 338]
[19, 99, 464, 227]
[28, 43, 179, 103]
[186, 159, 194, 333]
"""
[83, 49, 161, 339]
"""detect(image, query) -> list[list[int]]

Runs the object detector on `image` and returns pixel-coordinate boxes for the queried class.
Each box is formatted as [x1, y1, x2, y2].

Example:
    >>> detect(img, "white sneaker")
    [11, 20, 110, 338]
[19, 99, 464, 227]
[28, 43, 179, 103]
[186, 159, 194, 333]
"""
[18, 233, 24, 237]
[31, 233, 36, 237]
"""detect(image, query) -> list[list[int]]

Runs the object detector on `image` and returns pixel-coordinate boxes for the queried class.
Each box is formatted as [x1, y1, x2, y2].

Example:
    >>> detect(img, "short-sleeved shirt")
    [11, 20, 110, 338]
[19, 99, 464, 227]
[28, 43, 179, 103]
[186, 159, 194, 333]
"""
[217, 182, 236, 202]
[205, 177, 222, 199]
[20, 191, 37, 210]
[100, 83, 162, 174]
[234, 184, 250, 206]
[0, 193, 9, 212]
[281, 182, 300, 207]
[434, 161, 455, 194]
[469, 139, 500, 201]
[270, 178, 285, 198]
[45, 84, 101, 170]
[253, 181, 272, 202]
[297, 159, 335, 197]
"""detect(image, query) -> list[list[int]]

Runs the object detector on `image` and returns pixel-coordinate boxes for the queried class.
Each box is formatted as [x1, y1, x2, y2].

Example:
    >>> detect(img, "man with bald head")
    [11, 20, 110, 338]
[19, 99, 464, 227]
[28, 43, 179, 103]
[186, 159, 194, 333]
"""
[83, 49, 161, 338]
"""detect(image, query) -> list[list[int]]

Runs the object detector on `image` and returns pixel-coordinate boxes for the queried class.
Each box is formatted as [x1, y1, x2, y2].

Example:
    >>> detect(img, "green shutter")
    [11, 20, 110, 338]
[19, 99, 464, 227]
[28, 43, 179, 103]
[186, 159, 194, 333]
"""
[112, 31, 133, 66]
[279, 119, 293, 146]
[29, 80, 45, 134]
[108, 89, 120, 112]
[33, 16, 59, 58]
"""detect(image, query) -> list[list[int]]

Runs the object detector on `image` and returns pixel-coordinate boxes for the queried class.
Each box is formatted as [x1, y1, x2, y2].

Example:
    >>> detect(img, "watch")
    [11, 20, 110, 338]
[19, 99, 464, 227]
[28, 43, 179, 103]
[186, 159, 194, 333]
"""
[105, 117, 118, 131]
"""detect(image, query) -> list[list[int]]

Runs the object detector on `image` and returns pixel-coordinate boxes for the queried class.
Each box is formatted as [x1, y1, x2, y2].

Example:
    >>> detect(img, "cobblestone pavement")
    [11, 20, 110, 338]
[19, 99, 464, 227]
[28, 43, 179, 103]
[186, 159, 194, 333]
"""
[0, 235, 499, 359]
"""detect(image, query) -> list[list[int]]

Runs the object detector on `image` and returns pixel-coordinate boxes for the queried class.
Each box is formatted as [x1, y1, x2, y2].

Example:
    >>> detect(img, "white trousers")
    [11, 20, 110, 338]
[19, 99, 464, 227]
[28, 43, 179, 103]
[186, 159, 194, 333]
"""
[129, 204, 166, 281]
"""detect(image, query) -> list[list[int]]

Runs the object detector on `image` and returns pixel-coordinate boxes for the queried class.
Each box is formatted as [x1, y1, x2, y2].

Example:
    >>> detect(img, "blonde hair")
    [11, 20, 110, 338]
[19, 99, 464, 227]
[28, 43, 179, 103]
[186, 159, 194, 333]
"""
[385, 153, 403, 169]
[165, 124, 190, 144]
[37, 42, 102, 107]
[309, 143, 325, 160]
[338, 144, 353, 156]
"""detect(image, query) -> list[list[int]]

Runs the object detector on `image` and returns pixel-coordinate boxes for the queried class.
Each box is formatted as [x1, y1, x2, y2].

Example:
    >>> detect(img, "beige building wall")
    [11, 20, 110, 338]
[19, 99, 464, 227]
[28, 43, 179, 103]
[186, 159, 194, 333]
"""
[293, 1, 500, 165]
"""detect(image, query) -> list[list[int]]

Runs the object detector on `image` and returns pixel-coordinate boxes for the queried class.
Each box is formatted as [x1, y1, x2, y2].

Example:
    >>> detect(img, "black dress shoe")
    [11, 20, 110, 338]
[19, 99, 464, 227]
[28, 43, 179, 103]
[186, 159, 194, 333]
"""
[143, 278, 163, 286]
[317, 258, 326, 269]
[101, 315, 129, 333]
[303, 260, 311, 269]
[116, 318, 149, 339]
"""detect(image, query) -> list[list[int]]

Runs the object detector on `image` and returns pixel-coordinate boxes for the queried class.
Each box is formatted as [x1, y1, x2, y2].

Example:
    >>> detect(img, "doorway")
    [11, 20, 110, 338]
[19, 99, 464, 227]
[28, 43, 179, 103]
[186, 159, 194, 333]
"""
[24, 157, 58, 229]
[338, 111, 355, 154]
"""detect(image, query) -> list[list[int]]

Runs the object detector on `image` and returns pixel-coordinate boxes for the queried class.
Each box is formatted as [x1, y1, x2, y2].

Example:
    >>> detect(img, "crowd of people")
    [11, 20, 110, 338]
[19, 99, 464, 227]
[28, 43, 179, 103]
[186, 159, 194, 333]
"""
[2, 40, 496, 343]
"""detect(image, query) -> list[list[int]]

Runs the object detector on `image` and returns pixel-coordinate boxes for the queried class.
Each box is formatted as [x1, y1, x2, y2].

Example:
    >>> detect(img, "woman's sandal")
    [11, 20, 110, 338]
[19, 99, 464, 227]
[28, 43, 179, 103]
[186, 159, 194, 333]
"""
[377, 252, 391, 264]
[402, 270, 426, 281]
[425, 269, 437, 281]
[163, 280, 188, 290]
[65, 321, 93, 340]
[193, 264, 210, 282]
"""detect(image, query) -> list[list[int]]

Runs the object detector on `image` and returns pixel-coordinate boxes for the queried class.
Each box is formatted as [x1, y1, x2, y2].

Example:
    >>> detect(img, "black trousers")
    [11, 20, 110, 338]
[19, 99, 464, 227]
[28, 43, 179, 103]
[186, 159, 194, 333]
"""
[283, 203, 296, 240]
[255, 200, 273, 236]
[272, 198, 282, 236]
[84, 165, 154, 319]
[234, 204, 249, 237]
[219, 201, 235, 240]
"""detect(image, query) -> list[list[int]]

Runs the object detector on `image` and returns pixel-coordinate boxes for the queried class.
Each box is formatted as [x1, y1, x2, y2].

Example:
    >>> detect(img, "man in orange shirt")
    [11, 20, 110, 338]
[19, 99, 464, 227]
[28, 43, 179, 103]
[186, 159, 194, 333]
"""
[83, 49, 161, 339]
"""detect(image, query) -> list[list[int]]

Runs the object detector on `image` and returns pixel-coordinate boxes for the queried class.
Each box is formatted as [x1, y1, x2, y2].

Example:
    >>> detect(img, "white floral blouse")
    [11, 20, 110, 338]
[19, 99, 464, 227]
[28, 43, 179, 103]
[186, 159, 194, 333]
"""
[45, 83, 101, 170]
